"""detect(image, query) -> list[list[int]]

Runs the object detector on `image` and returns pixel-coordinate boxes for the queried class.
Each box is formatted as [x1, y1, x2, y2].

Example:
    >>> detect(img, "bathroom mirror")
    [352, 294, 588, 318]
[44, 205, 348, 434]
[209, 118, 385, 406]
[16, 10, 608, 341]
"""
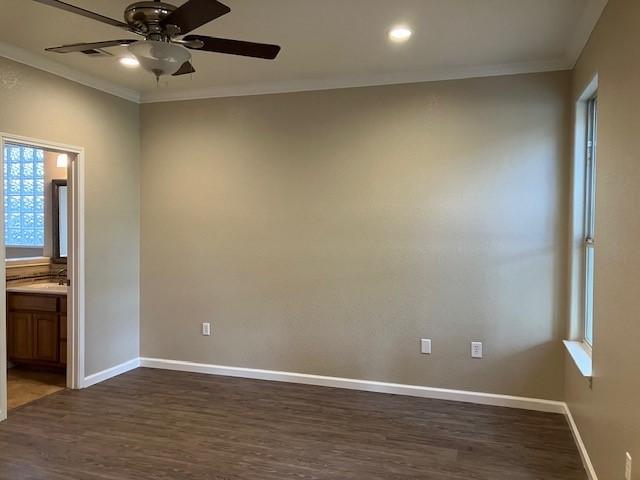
[52, 179, 67, 264]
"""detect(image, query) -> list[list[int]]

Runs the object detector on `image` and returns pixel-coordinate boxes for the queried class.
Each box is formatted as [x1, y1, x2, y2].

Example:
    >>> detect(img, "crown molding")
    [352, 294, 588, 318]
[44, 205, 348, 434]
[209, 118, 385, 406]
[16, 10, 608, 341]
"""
[566, 0, 608, 68]
[140, 58, 571, 104]
[0, 47, 577, 107]
[0, 41, 140, 103]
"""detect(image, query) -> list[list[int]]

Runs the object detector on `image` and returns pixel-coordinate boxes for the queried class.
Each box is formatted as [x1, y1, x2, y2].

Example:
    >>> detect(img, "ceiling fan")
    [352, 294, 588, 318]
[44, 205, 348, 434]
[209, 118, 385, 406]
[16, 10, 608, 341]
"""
[33, 0, 281, 79]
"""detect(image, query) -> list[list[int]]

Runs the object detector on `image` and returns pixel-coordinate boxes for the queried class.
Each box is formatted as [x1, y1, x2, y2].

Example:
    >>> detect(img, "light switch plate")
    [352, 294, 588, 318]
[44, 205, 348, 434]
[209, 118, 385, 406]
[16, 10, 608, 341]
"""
[421, 339, 432, 354]
[471, 341, 483, 359]
[202, 322, 211, 336]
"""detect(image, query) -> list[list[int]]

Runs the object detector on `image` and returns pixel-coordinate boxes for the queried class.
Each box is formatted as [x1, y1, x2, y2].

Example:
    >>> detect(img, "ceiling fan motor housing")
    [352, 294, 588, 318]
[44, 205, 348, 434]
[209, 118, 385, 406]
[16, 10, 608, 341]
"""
[124, 1, 177, 35]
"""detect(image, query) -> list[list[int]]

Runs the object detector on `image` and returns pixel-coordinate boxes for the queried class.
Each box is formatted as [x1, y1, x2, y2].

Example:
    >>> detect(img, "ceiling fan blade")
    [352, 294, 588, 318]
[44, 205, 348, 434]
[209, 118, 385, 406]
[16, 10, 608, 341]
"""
[183, 35, 281, 60]
[173, 61, 196, 76]
[45, 40, 137, 54]
[161, 0, 231, 35]
[33, 0, 133, 31]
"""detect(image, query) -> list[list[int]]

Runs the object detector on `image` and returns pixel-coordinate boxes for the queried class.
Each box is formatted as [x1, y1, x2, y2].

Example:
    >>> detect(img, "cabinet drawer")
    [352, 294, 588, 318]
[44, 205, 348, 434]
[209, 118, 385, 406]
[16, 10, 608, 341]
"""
[60, 297, 67, 313]
[8, 294, 58, 312]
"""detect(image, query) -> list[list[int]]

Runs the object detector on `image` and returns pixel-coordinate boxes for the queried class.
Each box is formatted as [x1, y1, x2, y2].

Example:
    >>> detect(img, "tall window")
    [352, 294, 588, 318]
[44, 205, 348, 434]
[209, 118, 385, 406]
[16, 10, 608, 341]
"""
[583, 96, 598, 346]
[3, 144, 45, 247]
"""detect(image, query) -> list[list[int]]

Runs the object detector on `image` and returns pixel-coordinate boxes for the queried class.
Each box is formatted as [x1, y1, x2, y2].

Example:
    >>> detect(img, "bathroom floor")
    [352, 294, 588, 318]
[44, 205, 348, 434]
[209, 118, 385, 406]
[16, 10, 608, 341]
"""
[7, 367, 66, 410]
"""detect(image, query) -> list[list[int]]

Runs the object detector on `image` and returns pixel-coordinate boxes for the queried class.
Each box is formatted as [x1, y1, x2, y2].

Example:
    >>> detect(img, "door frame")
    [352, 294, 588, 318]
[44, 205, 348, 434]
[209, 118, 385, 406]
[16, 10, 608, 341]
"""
[0, 133, 85, 421]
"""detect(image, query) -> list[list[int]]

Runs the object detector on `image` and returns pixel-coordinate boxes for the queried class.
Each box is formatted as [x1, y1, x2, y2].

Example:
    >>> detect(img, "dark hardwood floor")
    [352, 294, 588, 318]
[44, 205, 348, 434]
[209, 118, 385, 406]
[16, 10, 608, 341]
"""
[0, 368, 586, 479]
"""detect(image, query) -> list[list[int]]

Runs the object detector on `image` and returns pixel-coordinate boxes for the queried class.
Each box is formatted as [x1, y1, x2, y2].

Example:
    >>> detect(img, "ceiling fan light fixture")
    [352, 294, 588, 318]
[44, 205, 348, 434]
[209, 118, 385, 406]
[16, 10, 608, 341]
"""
[119, 56, 140, 67]
[389, 26, 413, 43]
[128, 40, 191, 77]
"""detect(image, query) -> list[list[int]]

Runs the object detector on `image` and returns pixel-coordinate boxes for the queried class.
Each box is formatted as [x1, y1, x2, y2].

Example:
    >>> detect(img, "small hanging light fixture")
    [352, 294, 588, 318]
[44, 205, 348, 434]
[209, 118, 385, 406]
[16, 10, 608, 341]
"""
[57, 154, 69, 168]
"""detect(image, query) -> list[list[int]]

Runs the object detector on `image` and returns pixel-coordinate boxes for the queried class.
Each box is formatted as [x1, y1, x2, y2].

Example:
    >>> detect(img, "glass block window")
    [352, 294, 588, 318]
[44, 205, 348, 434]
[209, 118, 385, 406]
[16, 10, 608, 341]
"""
[3, 145, 45, 247]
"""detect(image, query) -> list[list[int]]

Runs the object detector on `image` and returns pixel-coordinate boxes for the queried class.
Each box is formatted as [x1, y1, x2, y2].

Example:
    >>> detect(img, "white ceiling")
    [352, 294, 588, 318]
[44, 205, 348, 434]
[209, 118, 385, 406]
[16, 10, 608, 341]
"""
[0, 0, 607, 103]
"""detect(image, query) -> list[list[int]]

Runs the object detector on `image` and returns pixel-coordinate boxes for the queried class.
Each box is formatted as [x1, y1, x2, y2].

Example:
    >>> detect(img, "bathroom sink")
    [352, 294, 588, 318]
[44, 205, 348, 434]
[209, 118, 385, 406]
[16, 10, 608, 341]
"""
[6, 282, 68, 295]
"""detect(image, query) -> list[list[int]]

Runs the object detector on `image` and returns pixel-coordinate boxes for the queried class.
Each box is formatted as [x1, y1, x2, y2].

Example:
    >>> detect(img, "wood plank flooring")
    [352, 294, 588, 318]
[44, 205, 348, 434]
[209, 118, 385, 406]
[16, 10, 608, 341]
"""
[0, 368, 586, 479]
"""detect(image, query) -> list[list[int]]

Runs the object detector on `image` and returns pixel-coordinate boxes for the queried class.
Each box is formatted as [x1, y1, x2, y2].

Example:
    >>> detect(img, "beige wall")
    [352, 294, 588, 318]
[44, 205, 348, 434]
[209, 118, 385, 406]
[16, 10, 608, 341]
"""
[566, 0, 640, 478]
[0, 57, 140, 375]
[141, 71, 570, 400]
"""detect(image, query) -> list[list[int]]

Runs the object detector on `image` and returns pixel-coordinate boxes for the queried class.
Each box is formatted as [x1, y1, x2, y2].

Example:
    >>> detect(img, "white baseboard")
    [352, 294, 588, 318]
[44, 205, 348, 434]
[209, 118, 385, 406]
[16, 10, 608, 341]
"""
[83, 358, 140, 388]
[564, 404, 598, 480]
[138, 357, 565, 414]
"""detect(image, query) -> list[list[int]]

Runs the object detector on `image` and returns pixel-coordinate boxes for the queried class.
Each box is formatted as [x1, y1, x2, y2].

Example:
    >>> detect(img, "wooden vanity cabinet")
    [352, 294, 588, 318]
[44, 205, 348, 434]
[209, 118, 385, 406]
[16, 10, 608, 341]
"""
[7, 293, 67, 368]
[60, 297, 67, 365]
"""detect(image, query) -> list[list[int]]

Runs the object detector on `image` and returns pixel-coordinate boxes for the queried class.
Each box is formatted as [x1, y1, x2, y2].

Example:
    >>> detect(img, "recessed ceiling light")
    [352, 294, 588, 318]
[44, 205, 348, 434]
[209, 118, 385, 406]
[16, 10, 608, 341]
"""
[389, 26, 413, 43]
[119, 56, 139, 68]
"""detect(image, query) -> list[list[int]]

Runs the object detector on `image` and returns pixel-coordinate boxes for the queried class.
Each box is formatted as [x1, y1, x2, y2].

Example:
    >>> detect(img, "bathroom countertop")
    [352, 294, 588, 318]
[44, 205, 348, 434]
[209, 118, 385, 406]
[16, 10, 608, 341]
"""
[6, 282, 68, 295]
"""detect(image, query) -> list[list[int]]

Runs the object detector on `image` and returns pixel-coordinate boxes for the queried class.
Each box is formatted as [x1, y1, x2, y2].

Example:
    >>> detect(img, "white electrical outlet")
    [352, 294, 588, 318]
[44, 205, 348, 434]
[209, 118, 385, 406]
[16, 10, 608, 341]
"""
[420, 339, 432, 354]
[202, 322, 211, 336]
[626, 452, 632, 480]
[471, 341, 483, 359]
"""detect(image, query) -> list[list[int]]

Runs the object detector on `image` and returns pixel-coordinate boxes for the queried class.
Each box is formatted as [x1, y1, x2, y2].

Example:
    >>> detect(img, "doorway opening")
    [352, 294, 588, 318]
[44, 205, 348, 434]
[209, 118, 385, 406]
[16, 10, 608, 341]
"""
[0, 134, 84, 420]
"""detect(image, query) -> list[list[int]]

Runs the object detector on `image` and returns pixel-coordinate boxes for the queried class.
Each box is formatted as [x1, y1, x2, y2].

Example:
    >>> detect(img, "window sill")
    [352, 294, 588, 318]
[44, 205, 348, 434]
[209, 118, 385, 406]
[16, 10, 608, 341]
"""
[5, 257, 51, 268]
[563, 340, 593, 378]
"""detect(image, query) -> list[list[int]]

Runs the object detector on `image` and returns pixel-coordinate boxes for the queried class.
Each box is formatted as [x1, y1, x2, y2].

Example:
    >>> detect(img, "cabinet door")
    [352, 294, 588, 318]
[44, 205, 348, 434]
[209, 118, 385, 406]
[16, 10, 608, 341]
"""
[60, 315, 67, 365]
[59, 340, 67, 365]
[33, 313, 59, 362]
[7, 312, 34, 360]
[60, 314, 67, 340]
